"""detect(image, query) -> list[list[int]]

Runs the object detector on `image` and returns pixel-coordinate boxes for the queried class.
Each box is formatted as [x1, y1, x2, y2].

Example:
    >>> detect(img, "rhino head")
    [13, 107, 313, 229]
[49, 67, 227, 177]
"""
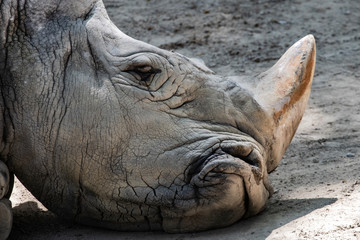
[0, 0, 315, 233]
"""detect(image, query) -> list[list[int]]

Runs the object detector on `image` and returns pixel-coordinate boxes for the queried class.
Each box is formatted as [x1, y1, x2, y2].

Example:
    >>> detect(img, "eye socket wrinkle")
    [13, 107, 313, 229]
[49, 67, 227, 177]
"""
[125, 66, 162, 84]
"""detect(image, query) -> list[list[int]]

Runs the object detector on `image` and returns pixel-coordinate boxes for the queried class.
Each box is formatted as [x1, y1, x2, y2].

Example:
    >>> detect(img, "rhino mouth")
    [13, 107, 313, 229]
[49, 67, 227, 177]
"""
[191, 144, 273, 199]
[196, 150, 263, 187]
[161, 142, 274, 232]
[189, 139, 271, 189]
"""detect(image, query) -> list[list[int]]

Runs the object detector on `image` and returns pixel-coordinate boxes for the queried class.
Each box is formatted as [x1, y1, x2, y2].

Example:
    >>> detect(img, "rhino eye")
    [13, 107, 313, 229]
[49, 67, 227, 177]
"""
[126, 65, 161, 85]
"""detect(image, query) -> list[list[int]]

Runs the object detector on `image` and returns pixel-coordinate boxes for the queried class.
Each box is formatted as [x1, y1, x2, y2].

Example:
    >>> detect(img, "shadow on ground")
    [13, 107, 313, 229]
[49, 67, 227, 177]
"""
[191, 197, 337, 240]
[9, 198, 337, 239]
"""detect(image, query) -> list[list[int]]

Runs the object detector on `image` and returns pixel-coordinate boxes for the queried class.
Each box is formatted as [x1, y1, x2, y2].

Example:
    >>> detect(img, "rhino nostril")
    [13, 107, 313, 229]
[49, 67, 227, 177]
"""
[242, 150, 260, 167]
[220, 141, 261, 168]
[220, 141, 252, 157]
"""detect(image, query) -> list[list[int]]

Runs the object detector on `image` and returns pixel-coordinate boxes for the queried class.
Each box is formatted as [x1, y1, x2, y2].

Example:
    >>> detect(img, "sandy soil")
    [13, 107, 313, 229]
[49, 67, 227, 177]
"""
[8, 0, 360, 239]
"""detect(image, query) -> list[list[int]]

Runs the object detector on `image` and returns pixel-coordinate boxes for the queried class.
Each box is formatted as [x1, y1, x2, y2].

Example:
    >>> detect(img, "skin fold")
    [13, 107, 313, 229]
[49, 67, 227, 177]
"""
[0, 0, 315, 235]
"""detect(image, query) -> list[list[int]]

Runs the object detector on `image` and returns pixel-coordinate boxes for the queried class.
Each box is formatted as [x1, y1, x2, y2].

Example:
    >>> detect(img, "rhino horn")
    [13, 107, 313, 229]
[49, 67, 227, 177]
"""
[254, 35, 316, 172]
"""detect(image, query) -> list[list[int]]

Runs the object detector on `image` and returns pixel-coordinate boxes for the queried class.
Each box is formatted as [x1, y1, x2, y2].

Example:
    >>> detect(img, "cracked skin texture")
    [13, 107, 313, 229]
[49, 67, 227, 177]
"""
[0, 0, 315, 233]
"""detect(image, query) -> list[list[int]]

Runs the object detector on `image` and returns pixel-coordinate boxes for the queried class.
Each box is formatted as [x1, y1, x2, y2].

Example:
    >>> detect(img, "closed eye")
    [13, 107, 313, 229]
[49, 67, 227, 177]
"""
[125, 65, 161, 85]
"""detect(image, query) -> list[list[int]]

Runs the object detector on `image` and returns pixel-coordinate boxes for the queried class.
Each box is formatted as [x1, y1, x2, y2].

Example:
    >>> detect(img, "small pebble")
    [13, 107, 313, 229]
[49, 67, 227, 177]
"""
[343, 10, 351, 15]
[346, 153, 355, 158]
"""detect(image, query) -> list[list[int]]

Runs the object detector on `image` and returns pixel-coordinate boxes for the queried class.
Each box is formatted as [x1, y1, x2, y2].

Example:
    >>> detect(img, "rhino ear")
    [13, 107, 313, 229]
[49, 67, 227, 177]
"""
[255, 35, 316, 172]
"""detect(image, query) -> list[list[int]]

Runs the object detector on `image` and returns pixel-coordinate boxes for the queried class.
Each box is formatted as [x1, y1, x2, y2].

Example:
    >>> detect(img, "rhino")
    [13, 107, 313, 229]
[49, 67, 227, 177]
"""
[0, 0, 315, 237]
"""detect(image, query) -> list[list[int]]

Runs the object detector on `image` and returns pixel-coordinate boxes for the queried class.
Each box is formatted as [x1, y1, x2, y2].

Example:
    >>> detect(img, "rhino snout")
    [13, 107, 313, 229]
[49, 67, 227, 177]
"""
[161, 142, 272, 233]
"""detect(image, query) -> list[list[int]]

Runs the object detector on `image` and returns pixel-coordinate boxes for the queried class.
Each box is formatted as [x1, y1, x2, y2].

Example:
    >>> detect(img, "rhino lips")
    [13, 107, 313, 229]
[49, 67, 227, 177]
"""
[197, 150, 263, 185]
[191, 143, 273, 196]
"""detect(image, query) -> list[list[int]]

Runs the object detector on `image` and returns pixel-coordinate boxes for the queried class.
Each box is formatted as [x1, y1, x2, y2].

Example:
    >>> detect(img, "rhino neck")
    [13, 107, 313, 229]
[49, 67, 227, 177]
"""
[0, 1, 18, 162]
[0, 86, 14, 163]
[0, 0, 53, 164]
[0, 1, 16, 163]
[0, 0, 98, 184]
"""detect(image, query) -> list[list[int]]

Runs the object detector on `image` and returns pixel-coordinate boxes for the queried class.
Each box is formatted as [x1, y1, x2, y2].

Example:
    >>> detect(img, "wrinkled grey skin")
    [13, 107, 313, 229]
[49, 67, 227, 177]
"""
[0, 0, 315, 237]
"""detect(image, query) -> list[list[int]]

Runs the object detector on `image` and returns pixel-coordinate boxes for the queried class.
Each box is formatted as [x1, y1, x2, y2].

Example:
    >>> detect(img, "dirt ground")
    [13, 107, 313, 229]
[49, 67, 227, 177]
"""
[8, 0, 360, 239]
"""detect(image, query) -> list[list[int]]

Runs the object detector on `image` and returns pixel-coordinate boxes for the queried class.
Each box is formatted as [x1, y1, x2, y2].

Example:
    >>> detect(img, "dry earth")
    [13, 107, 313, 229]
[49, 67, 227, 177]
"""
[8, 0, 360, 239]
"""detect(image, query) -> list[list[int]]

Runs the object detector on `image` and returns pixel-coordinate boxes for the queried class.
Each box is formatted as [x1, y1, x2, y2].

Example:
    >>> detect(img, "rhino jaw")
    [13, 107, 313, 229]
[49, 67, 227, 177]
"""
[253, 35, 316, 172]
[161, 144, 272, 233]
